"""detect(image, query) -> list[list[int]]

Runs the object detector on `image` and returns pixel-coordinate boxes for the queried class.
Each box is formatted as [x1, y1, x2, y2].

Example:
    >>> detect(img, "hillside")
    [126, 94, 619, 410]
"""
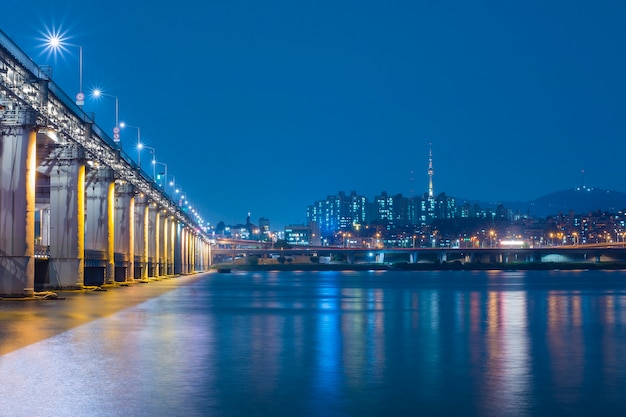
[527, 187, 626, 217]
[471, 187, 626, 218]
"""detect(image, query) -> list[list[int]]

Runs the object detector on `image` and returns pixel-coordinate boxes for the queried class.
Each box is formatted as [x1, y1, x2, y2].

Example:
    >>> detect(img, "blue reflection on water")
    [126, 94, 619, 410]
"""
[2, 269, 626, 417]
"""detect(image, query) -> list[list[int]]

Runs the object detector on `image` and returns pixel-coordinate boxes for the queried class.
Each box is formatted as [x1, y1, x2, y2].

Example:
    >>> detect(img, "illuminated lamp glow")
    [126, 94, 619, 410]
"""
[500, 240, 525, 246]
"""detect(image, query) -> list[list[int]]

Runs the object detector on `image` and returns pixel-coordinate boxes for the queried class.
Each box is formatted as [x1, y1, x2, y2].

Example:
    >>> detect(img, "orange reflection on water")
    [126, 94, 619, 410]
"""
[479, 290, 531, 417]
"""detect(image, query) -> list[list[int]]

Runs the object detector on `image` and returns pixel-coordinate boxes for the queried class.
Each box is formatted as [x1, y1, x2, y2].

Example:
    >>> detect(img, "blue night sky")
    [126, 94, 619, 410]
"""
[2, 0, 626, 230]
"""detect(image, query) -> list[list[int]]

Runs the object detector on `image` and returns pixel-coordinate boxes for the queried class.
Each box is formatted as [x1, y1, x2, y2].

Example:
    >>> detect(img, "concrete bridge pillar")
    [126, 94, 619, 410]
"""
[207, 239, 213, 268]
[85, 166, 115, 284]
[197, 238, 207, 271]
[48, 146, 85, 289]
[194, 236, 200, 271]
[146, 203, 158, 277]
[114, 182, 135, 282]
[168, 218, 176, 275]
[439, 251, 448, 263]
[39, 208, 51, 246]
[202, 238, 211, 270]
[162, 216, 170, 275]
[185, 227, 192, 274]
[155, 210, 162, 277]
[182, 226, 190, 274]
[0, 127, 36, 297]
[146, 203, 156, 277]
[174, 222, 184, 275]
[195, 235, 202, 271]
[189, 231, 197, 272]
[207, 240, 213, 268]
[133, 195, 148, 280]
[158, 213, 169, 276]
[376, 252, 385, 264]
[85, 167, 115, 284]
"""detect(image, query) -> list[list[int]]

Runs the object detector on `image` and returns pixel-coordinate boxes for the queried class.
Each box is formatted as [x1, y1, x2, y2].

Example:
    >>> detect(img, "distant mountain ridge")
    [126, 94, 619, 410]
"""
[468, 187, 626, 218]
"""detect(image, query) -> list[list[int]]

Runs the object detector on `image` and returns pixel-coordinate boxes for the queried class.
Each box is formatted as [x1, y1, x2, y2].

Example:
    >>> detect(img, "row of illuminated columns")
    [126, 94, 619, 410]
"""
[0, 126, 210, 297]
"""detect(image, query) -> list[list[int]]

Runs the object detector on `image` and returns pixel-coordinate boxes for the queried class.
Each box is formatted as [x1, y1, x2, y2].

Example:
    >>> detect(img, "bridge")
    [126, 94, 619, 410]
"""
[0, 30, 211, 297]
[211, 244, 626, 266]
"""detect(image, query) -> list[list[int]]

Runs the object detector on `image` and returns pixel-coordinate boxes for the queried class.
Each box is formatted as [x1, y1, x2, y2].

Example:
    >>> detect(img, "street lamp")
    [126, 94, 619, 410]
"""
[43, 32, 84, 106]
[120, 122, 140, 165]
[140, 145, 156, 178]
[175, 186, 187, 207]
[91, 89, 120, 144]
[167, 175, 176, 194]
[154, 161, 168, 188]
[343, 232, 351, 248]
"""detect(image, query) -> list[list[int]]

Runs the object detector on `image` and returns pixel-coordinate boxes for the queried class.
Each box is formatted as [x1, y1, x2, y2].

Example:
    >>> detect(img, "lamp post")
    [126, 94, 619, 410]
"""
[167, 175, 176, 194]
[175, 187, 187, 207]
[44, 33, 84, 106]
[120, 122, 140, 165]
[91, 89, 120, 144]
[140, 145, 156, 179]
[154, 161, 168, 188]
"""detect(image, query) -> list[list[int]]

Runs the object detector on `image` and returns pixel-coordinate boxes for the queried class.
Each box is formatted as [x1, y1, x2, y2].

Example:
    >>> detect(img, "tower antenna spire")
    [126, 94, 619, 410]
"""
[425, 142, 436, 221]
[428, 142, 434, 198]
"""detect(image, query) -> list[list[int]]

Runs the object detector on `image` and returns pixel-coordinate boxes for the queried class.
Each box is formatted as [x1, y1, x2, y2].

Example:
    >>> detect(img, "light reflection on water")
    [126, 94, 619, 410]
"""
[2, 270, 626, 416]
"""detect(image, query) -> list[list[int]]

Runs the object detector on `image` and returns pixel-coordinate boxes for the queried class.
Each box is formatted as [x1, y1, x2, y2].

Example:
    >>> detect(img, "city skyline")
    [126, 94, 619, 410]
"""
[2, 0, 625, 230]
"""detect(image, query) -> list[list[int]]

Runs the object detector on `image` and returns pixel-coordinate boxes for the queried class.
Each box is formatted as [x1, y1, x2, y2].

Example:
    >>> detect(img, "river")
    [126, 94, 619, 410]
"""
[2, 269, 626, 416]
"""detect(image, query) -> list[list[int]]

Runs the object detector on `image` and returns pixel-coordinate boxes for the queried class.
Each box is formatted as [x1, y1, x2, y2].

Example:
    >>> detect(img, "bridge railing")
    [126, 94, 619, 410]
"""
[0, 29, 47, 81]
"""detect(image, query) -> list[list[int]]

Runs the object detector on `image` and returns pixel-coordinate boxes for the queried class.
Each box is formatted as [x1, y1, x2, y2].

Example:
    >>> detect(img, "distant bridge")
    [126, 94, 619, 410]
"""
[211, 244, 626, 266]
[0, 30, 210, 296]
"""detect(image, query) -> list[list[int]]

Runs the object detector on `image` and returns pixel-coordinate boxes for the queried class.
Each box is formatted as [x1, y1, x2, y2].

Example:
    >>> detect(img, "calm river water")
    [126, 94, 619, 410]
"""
[2, 269, 626, 417]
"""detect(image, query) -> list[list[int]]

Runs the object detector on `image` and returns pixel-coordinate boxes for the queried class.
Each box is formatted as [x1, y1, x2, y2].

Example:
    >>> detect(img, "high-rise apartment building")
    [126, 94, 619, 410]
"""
[306, 144, 461, 234]
[307, 191, 368, 237]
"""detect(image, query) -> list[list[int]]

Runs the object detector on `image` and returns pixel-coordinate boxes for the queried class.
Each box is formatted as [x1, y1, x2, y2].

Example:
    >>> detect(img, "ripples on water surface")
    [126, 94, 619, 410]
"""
[2, 269, 626, 417]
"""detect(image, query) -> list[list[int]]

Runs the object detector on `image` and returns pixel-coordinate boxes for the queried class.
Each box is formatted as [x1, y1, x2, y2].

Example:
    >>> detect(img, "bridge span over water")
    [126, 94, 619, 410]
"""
[0, 30, 211, 297]
[211, 245, 626, 266]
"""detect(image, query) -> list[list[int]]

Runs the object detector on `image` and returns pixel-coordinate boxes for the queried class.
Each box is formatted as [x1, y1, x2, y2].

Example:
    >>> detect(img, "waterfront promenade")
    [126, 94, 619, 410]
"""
[0, 274, 207, 356]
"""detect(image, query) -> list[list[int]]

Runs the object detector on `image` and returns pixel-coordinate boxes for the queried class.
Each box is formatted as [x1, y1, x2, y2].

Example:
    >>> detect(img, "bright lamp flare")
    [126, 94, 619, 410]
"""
[48, 35, 61, 48]
[38, 26, 72, 59]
